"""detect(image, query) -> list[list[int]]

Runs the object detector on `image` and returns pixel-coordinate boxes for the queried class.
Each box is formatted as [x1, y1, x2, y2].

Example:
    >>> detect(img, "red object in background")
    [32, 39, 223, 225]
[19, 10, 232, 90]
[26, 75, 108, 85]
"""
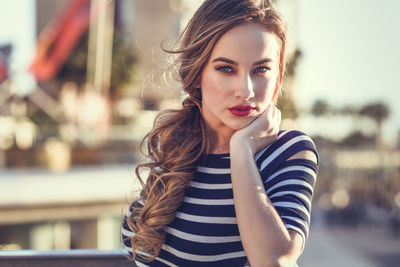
[0, 55, 8, 82]
[29, 0, 91, 82]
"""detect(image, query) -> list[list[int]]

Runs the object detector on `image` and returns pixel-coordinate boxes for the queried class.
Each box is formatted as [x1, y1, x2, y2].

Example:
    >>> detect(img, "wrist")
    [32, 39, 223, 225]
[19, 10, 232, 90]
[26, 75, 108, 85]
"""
[229, 135, 256, 156]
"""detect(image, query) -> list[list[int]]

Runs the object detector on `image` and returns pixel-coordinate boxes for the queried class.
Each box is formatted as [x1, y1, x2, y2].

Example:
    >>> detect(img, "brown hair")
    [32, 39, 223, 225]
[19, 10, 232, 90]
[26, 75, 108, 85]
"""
[127, 0, 287, 261]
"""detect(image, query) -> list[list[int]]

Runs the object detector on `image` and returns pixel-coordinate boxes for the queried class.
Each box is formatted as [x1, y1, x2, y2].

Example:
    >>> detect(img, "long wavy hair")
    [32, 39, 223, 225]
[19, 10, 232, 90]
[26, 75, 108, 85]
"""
[127, 0, 287, 261]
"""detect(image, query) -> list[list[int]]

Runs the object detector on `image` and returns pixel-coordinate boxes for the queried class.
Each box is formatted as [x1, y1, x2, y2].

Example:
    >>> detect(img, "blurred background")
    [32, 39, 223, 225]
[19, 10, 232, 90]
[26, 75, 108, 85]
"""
[0, 0, 399, 266]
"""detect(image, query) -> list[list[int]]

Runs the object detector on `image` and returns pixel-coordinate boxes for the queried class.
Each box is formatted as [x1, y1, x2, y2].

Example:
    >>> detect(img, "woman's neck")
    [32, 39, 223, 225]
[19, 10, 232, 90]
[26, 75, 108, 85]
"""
[205, 123, 235, 154]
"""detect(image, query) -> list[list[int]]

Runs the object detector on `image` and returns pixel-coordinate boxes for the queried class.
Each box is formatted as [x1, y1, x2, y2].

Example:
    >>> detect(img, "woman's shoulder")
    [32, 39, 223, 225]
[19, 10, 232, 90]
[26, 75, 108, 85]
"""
[256, 129, 317, 155]
[121, 197, 145, 255]
[254, 129, 319, 171]
[276, 129, 314, 141]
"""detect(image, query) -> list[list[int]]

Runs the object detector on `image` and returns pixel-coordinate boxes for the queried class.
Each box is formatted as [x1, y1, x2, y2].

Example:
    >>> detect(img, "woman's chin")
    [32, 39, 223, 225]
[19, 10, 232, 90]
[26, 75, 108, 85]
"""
[227, 118, 256, 131]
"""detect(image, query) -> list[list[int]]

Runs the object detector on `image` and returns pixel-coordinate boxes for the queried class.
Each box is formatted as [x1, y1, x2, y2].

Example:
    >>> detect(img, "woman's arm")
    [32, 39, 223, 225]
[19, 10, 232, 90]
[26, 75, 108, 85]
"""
[230, 105, 317, 266]
[230, 145, 316, 266]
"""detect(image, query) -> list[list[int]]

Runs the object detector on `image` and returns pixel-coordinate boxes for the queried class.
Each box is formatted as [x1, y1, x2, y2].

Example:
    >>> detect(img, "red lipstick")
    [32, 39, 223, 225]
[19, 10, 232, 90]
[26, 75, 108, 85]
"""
[228, 105, 256, 116]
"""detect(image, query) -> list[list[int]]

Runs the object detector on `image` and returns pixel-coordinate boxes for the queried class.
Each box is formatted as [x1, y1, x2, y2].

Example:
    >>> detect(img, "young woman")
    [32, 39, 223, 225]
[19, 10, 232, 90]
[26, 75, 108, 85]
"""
[121, 0, 319, 266]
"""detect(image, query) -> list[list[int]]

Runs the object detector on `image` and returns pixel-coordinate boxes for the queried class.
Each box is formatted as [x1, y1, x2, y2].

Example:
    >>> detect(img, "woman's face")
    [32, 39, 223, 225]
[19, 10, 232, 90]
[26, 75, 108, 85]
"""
[200, 23, 281, 134]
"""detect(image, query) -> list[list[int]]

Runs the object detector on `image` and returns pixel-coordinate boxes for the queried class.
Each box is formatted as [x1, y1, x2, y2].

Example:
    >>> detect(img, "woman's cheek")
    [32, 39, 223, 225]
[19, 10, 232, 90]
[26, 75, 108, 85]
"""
[205, 73, 223, 94]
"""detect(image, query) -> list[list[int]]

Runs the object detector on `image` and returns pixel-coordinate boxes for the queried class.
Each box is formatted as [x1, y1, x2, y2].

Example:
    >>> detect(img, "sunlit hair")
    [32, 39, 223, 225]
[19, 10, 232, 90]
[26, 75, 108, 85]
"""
[127, 0, 287, 261]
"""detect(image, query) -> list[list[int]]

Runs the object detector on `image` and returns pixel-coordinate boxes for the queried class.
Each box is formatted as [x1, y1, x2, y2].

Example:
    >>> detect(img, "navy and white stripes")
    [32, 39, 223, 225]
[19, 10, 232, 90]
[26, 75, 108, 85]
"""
[122, 130, 318, 266]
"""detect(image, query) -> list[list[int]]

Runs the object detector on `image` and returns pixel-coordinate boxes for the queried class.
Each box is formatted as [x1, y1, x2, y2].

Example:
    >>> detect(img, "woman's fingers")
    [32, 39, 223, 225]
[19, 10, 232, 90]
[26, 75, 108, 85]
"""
[263, 104, 280, 131]
[275, 110, 281, 136]
[272, 107, 281, 131]
[261, 104, 280, 137]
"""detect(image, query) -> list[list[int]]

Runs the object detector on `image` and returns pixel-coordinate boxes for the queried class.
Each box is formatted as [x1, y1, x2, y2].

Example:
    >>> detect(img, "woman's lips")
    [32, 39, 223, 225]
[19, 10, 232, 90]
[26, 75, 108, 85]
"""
[228, 105, 256, 117]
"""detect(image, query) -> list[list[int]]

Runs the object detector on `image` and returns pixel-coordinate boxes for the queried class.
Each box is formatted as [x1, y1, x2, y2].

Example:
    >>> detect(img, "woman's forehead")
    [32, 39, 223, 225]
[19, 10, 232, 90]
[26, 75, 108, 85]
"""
[210, 23, 280, 64]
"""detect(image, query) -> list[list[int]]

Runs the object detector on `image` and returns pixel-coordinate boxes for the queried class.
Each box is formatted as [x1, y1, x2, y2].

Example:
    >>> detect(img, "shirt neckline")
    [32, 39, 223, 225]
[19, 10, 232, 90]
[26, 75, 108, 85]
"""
[202, 152, 230, 160]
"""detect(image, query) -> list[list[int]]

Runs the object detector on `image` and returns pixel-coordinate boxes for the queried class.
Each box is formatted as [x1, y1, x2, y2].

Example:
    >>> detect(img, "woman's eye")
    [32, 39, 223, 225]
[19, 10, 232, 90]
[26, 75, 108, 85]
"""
[216, 66, 233, 73]
[254, 66, 270, 73]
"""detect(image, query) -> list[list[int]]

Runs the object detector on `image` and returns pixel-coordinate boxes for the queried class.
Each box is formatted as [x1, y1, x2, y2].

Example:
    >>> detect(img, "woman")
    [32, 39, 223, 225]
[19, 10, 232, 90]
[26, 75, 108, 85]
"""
[121, 0, 319, 266]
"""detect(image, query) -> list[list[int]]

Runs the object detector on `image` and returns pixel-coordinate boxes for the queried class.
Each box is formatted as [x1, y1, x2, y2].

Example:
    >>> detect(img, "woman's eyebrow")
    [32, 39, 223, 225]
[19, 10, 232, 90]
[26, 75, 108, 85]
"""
[252, 58, 273, 65]
[211, 57, 273, 65]
[211, 57, 237, 65]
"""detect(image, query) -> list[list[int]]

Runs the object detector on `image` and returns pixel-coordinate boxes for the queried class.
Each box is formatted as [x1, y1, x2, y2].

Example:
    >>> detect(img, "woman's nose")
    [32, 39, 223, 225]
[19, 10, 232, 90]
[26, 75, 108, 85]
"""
[234, 74, 255, 100]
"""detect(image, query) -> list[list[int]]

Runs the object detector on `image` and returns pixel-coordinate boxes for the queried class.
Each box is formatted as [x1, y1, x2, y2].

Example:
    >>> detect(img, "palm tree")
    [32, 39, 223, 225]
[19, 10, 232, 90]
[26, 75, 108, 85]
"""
[311, 99, 331, 117]
[359, 102, 390, 148]
[277, 49, 302, 120]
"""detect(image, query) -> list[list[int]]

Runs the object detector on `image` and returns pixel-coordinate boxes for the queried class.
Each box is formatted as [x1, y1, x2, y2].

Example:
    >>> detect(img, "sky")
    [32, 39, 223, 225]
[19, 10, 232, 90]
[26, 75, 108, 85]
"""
[0, 0, 399, 143]
[0, 2, 34, 71]
[0, 1, 36, 94]
[295, 0, 400, 142]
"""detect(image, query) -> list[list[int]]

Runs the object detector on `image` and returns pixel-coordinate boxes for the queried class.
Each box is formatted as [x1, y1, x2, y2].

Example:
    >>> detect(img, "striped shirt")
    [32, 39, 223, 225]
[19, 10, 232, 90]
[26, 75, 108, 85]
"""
[121, 130, 319, 266]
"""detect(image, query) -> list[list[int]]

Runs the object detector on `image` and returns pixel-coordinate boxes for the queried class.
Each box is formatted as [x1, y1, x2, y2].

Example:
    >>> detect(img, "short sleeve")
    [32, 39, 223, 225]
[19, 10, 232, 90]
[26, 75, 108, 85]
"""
[255, 130, 319, 242]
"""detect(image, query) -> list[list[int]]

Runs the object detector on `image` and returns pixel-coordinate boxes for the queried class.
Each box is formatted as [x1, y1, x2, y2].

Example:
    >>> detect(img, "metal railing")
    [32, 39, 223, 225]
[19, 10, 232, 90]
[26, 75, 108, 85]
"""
[0, 249, 136, 267]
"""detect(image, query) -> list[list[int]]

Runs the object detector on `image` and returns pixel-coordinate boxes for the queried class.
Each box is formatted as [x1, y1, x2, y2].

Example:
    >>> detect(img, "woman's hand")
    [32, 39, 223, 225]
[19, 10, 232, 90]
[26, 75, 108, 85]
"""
[230, 103, 281, 155]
